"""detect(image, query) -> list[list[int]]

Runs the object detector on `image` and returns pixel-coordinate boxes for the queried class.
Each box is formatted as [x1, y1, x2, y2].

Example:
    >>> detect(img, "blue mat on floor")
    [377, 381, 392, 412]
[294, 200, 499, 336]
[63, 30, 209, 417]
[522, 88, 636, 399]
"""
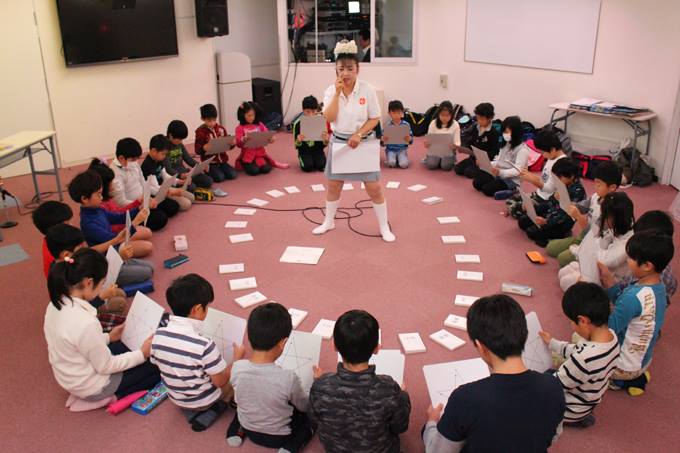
[0, 244, 29, 267]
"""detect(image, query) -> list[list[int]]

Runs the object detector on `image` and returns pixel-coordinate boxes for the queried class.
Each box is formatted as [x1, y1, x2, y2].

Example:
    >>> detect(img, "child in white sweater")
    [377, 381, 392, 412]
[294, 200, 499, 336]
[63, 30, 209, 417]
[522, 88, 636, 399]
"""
[423, 101, 461, 171]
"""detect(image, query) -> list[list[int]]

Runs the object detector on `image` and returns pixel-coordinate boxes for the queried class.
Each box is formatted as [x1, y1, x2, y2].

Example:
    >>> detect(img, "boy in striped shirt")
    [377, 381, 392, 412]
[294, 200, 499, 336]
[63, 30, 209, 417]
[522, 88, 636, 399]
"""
[151, 274, 245, 431]
[540, 282, 620, 428]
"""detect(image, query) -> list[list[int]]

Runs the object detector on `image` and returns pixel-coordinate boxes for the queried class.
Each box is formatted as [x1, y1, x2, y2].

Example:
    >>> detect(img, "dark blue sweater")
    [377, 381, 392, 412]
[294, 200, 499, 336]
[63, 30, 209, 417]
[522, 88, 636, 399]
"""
[80, 206, 137, 246]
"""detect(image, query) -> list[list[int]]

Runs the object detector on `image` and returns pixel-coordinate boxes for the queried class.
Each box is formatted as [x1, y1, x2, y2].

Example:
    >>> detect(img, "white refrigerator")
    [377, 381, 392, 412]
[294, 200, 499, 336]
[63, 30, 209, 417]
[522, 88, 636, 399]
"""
[216, 52, 252, 133]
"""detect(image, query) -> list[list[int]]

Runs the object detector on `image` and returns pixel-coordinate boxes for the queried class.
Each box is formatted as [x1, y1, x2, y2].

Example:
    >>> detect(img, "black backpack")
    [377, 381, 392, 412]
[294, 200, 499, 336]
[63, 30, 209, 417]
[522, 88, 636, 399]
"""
[614, 147, 657, 186]
[404, 109, 430, 136]
[263, 112, 283, 131]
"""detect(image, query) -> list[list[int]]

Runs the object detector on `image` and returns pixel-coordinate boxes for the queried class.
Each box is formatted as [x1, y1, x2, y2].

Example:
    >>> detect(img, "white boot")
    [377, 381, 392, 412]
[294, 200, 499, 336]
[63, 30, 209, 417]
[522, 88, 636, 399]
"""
[372, 201, 396, 242]
[313, 200, 339, 235]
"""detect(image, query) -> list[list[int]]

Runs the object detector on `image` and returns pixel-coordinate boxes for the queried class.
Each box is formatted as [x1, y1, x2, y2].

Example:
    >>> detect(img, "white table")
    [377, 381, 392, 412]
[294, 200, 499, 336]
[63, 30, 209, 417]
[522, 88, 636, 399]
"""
[0, 130, 62, 201]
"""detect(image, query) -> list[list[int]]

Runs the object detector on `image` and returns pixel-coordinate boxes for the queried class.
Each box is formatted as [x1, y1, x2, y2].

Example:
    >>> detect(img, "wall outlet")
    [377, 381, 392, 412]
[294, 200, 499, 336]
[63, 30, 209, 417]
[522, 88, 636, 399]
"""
[440, 74, 448, 89]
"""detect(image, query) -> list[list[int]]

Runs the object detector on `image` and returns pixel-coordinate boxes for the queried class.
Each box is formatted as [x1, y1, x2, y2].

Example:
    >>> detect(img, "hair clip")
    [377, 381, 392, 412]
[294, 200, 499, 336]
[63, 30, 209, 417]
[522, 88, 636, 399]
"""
[64, 256, 74, 264]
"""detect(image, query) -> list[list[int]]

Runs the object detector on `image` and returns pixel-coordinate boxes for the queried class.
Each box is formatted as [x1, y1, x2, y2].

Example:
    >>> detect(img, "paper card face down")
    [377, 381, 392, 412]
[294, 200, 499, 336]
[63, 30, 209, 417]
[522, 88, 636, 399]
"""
[444, 314, 467, 331]
[423, 358, 490, 407]
[288, 308, 308, 329]
[386, 181, 400, 189]
[383, 124, 411, 145]
[577, 233, 600, 283]
[407, 184, 427, 192]
[122, 292, 165, 351]
[244, 131, 276, 148]
[205, 136, 236, 155]
[229, 277, 257, 291]
[229, 233, 254, 244]
[234, 208, 257, 216]
[454, 295, 479, 307]
[399, 332, 427, 354]
[266, 189, 286, 198]
[520, 191, 538, 223]
[437, 216, 460, 224]
[442, 235, 466, 244]
[284, 186, 301, 194]
[360, 182, 365, 189]
[124, 210, 132, 245]
[426, 133, 454, 157]
[246, 198, 269, 207]
[342, 183, 354, 191]
[275, 331, 322, 394]
[300, 115, 326, 142]
[312, 319, 336, 340]
[225, 221, 248, 229]
[472, 146, 494, 174]
[331, 140, 380, 174]
[522, 312, 554, 372]
[455, 254, 480, 263]
[190, 156, 214, 178]
[311, 184, 326, 192]
[104, 246, 124, 289]
[457, 270, 484, 281]
[553, 176, 572, 213]
[198, 308, 246, 364]
[234, 291, 267, 308]
[369, 349, 405, 386]
[154, 175, 177, 204]
[279, 246, 325, 265]
[219, 263, 245, 274]
[422, 196, 443, 205]
[430, 329, 466, 351]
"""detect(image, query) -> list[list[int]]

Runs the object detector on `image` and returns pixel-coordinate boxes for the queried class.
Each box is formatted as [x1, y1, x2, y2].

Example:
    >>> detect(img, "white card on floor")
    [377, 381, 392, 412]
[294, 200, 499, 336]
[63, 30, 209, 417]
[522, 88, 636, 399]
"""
[455, 254, 480, 263]
[234, 208, 257, 216]
[225, 221, 248, 229]
[266, 189, 285, 198]
[311, 184, 325, 192]
[444, 314, 467, 331]
[422, 196, 443, 205]
[122, 292, 164, 351]
[522, 312, 554, 372]
[361, 182, 365, 189]
[229, 277, 257, 291]
[437, 216, 460, 224]
[103, 246, 124, 289]
[407, 184, 427, 192]
[343, 183, 354, 191]
[457, 270, 484, 281]
[399, 332, 427, 354]
[275, 331, 322, 394]
[369, 350, 405, 386]
[229, 233, 254, 244]
[430, 329, 466, 351]
[234, 291, 267, 308]
[442, 235, 466, 244]
[198, 308, 246, 364]
[279, 246, 325, 265]
[288, 308, 308, 329]
[247, 198, 269, 207]
[386, 181, 400, 189]
[284, 186, 301, 194]
[312, 319, 336, 339]
[423, 358, 490, 407]
[454, 294, 479, 307]
[219, 263, 245, 274]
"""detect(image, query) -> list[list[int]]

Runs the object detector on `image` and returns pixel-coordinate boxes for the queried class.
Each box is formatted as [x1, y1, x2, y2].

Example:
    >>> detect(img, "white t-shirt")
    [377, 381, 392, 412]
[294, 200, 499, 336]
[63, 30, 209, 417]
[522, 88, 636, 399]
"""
[536, 154, 566, 200]
[323, 79, 381, 137]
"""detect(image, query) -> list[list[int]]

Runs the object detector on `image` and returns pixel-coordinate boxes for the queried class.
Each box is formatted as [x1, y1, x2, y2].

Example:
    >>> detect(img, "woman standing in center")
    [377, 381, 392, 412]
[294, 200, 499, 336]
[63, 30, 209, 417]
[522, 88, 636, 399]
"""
[313, 40, 395, 242]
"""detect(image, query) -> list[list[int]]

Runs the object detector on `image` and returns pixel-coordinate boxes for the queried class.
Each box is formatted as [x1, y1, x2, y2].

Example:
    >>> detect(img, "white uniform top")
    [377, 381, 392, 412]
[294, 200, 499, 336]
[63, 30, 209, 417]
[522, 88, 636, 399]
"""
[323, 78, 381, 137]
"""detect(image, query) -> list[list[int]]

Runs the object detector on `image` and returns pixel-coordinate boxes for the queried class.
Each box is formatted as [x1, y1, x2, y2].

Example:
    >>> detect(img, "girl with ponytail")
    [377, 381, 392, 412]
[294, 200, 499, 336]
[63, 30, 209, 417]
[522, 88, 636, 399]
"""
[44, 248, 160, 411]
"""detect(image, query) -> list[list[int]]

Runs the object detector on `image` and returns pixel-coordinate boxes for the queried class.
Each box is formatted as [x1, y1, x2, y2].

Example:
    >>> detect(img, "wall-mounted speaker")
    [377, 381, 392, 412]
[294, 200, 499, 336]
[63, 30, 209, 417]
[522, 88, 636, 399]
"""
[195, 0, 229, 37]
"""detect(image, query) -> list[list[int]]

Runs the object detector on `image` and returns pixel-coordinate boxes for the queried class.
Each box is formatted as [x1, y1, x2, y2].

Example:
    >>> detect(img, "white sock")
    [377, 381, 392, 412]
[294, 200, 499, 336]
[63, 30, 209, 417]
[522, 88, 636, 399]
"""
[372, 201, 396, 242]
[313, 200, 339, 235]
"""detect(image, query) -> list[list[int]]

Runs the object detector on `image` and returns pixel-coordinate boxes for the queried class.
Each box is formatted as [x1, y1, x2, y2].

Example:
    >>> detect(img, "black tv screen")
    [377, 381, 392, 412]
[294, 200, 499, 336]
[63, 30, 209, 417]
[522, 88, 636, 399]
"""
[56, 0, 178, 67]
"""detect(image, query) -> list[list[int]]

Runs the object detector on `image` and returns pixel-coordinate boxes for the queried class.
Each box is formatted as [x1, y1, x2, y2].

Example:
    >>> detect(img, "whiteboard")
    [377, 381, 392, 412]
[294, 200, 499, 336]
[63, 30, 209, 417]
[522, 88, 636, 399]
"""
[465, 0, 601, 74]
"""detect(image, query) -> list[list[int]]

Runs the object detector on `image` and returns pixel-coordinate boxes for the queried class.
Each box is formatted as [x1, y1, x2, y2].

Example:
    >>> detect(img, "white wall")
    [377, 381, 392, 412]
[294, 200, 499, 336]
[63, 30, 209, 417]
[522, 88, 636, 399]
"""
[213, 0, 280, 81]
[277, 0, 680, 181]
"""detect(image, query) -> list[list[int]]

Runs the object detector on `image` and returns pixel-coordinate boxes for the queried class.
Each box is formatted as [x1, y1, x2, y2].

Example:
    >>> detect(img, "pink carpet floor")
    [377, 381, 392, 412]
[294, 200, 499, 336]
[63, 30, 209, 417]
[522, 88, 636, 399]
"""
[1, 133, 679, 452]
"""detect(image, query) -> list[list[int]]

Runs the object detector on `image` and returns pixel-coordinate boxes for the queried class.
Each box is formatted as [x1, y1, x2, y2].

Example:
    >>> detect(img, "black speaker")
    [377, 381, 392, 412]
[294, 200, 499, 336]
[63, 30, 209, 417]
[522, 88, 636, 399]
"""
[195, 0, 229, 37]
[252, 78, 282, 116]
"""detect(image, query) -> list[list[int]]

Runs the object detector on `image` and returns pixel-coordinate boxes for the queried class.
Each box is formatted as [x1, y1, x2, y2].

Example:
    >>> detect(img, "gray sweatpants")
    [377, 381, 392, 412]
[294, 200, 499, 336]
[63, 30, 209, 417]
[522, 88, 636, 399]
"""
[425, 155, 455, 171]
[116, 258, 154, 287]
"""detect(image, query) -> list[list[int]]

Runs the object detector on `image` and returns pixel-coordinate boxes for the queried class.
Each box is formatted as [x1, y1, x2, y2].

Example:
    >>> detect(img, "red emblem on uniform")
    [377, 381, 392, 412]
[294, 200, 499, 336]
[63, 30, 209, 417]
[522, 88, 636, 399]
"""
[359, 97, 366, 105]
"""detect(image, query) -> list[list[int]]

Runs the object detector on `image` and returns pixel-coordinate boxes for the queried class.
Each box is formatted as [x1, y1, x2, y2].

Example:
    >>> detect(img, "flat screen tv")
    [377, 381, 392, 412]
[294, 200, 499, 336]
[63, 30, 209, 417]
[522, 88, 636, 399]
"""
[56, 0, 178, 67]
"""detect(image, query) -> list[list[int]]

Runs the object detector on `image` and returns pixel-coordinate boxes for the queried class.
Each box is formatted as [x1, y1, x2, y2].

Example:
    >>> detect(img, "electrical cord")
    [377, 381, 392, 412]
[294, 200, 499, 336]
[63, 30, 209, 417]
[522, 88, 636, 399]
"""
[194, 198, 391, 239]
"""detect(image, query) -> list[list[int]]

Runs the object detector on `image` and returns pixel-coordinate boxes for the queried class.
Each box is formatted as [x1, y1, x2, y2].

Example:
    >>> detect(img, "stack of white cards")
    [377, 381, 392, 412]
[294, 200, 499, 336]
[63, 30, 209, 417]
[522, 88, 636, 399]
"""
[234, 208, 257, 216]
[342, 183, 354, 191]
[386, 181, 400, 189]
[284, 186, 301, 194]
[437, 216, 460, 224]
[398, 332, 427, 354]
[312, 319, 336, 339]
[229, 233, 254, 244]
[225, 221, 248, 229]
[422, 196, 443, 205]
[279, 246, 325, 265]
[266, 189, 285, 198]
[444, 314, 467, 331]
[407, 184, 427, 192]
[442, 235, 466, 244]
[430, 329, 466, 351]
[310, 184, 325, 192]
[457, 271, 484, 281]
[454, 254, 480, 263]
[234, 291, 267, 308]
[247, 198, 269, 207]
[454, 295, 479, 307]
[229, 277, 257, 291]
[288, 308, 308, 329]
[219, 263, 245, 274]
